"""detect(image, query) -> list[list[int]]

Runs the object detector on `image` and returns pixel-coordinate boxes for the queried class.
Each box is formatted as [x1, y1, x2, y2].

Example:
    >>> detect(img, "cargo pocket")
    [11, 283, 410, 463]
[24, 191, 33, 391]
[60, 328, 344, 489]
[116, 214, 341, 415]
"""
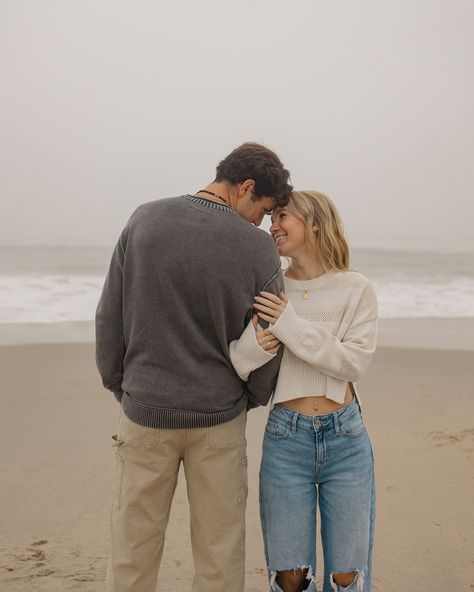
[238, 456, 248, 504]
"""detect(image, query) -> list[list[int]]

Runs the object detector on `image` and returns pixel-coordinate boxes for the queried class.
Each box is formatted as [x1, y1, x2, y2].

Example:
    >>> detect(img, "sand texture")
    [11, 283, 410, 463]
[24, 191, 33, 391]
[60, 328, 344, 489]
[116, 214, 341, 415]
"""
[0, 343, 473, 591]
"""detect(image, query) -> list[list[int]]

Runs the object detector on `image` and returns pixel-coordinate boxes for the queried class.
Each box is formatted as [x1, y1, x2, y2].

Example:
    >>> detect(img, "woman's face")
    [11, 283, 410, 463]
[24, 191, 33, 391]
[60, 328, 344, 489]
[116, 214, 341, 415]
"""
[270, 207, 308, 257]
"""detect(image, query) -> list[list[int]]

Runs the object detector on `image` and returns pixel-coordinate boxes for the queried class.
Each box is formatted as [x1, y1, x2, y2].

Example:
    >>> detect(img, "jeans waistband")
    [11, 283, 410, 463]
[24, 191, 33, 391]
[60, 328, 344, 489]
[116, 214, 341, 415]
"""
[269, 397, 360, 433]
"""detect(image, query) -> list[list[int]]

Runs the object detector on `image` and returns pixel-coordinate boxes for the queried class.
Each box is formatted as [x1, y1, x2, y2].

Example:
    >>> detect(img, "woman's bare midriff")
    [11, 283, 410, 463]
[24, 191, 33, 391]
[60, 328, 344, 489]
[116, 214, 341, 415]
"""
[275, 383, 354, 416]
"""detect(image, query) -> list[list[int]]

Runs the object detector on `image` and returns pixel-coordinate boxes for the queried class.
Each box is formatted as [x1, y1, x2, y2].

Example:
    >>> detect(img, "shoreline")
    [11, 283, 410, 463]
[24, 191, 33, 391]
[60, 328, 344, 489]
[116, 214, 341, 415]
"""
[1, 317, 474, 350]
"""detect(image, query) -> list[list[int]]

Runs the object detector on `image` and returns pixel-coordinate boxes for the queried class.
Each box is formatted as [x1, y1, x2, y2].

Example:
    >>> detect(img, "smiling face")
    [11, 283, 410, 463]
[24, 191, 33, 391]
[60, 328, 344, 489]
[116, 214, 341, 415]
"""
[270, 207, 308, 257]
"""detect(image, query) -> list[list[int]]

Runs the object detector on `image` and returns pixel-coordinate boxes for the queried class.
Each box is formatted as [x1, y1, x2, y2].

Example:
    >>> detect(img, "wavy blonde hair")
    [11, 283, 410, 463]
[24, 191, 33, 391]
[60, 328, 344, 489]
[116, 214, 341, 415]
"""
[286, 190, 349, 271]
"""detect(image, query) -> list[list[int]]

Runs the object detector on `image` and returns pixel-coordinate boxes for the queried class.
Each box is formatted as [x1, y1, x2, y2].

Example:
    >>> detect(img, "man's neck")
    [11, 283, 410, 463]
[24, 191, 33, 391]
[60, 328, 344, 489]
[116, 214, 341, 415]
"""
[197, 183, 236, 209]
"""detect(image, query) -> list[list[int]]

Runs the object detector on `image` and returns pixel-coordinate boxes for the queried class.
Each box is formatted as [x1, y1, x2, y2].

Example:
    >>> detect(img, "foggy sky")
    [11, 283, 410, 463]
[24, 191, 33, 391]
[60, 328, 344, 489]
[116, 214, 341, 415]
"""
[1, 0, 473, 250]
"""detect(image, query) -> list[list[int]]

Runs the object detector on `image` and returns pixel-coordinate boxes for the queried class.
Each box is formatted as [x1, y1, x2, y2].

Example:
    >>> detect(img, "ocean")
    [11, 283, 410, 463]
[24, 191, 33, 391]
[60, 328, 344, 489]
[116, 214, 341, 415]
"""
[0, 246, 473, 324]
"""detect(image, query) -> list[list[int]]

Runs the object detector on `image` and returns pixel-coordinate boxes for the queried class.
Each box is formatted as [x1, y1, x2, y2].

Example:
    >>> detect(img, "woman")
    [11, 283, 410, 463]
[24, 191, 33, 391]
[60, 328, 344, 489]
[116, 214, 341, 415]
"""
[229, 191, 378, 592]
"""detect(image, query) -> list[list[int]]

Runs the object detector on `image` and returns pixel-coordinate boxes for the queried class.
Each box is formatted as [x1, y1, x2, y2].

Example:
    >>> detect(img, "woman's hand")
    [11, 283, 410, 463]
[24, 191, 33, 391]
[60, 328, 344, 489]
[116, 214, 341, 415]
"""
[253, 291, 288, 326]
[251, 315, 281, 354]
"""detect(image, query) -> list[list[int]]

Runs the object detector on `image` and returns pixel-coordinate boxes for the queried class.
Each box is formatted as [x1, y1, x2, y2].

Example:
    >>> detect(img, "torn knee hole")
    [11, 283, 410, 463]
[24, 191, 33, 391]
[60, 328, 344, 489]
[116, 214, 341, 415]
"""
[270, 566, 315, 591]
[330, 569, 364, 591]
[333, 572, 356, 585]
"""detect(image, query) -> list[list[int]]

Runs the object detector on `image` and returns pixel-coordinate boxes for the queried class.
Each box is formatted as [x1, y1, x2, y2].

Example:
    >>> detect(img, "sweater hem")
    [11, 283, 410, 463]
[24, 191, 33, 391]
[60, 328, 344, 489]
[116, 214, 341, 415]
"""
[121, 391, 248, 429]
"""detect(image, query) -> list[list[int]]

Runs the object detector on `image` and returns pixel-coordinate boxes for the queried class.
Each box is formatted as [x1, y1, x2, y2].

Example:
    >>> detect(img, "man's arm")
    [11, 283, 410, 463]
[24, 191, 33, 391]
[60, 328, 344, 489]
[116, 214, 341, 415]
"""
[245, 348, 283, 409]
[244, 267, 284, 408]
[229, 317, 278, 381]
[95, 226, 128, 402]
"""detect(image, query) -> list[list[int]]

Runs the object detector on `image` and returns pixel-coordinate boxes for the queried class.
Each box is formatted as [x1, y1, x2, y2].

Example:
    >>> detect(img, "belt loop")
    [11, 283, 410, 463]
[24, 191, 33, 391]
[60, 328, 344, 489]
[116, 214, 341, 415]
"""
[291, 411, 299, 433]
[333, 411, 341, 435]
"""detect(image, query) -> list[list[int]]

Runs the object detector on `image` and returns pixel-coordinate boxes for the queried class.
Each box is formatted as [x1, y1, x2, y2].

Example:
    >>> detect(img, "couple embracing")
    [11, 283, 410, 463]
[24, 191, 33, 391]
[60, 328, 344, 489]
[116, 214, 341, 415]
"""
[96, 143, 377, 592]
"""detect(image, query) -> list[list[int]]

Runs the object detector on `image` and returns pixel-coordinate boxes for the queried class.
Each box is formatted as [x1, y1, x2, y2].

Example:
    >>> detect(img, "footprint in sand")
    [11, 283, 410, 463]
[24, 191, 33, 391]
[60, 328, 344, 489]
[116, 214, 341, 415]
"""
[65, 572, 97, 582]
[13, 549, 45, 562]
[428, 428, 474, 447]
[31, 540, 48, 547]
[35, 568, 55, 578]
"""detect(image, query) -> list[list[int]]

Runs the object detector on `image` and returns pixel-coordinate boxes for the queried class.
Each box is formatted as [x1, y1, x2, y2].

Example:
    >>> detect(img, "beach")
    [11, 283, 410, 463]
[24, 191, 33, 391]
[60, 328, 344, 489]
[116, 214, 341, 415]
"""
[0, 328, 473, 592]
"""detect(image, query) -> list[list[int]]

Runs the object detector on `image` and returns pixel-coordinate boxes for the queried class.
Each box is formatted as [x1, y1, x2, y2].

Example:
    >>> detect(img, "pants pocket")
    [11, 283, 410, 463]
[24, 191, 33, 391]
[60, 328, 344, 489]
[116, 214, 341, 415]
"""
[238, 456, 248, 504]
[208, 412, 247, 448]
[339, 411, 366, 438]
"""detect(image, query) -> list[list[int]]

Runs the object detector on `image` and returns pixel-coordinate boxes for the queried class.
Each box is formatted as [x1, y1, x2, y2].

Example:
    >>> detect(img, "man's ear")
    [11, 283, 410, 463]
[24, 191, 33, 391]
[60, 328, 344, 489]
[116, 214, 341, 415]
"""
[238, 179, 255, 197]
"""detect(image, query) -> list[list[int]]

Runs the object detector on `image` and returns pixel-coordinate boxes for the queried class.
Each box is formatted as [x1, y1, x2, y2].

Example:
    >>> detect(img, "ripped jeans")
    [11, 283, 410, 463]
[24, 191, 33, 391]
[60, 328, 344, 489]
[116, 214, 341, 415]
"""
[259, 398, 375, 592]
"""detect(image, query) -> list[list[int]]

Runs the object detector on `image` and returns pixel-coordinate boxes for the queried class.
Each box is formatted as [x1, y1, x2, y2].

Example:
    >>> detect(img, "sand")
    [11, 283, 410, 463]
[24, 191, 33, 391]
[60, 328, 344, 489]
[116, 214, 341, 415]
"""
[0, 342, 473, 591]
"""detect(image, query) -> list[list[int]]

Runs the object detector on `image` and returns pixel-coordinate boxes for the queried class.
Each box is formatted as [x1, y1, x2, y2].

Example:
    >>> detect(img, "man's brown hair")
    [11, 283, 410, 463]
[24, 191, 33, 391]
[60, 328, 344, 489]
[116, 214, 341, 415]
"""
[215, 142, 292, 207]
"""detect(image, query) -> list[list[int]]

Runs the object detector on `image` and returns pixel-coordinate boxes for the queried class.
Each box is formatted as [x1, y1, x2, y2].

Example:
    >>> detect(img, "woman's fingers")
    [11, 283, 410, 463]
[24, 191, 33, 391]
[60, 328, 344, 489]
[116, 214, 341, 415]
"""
[256, 329, 277, 344]
[256, 311, 275, 324]
[256, 333, 281, 352]
[252, 314, 258, 327]
[260, 291, 285, 305]
[253, 302, 279, 316]
[254, 295, 276, 308]
[253, 294, 284, 325]
[256, 292, 287, 318]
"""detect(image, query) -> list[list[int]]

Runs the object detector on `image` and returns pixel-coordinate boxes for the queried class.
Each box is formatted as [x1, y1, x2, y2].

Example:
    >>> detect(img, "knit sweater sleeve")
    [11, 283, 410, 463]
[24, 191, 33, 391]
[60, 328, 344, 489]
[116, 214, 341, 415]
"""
[95, 226, 128, 402]
[244, 265, 285, 409]
[270, 282, 378, 383]
[229, 320, 277, 381]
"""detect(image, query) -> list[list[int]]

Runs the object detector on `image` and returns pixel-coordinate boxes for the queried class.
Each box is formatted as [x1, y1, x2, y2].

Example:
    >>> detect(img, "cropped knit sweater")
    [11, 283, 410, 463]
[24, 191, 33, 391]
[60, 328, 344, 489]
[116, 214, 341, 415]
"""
[229, 269, 378, 405]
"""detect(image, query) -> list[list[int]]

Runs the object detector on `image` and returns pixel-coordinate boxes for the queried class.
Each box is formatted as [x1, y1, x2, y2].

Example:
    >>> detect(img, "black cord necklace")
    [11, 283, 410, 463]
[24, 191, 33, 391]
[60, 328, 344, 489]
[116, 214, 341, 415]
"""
[196, 189, 231, 206]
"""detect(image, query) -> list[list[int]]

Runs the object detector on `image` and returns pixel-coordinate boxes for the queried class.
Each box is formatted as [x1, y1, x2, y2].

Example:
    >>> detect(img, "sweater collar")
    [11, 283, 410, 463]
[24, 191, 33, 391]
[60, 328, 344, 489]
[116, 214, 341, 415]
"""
[283, 269, 338, 290]
[185, 194, 236, 214]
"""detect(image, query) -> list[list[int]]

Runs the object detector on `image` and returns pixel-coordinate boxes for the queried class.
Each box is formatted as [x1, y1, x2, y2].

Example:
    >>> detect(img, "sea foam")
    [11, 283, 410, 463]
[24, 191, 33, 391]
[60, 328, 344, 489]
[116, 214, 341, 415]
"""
[1, 273, 473, 323]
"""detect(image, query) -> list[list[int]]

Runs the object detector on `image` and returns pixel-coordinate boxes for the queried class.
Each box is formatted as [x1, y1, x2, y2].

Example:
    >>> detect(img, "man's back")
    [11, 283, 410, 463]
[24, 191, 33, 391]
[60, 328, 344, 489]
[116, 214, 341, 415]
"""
[96, 194, 283, 428]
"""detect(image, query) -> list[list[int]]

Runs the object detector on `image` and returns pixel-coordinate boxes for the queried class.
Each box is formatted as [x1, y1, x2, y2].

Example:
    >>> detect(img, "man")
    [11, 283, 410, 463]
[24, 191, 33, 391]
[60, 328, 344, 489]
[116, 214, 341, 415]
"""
[96, 142, 292, 592]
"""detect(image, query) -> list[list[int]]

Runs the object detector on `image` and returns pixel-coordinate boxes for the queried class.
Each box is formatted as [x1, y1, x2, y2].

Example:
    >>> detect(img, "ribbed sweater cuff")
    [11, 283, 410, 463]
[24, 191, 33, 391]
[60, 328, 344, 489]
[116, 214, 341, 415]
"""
[229, 321, 276, 381]
[270, 301, 322, 353]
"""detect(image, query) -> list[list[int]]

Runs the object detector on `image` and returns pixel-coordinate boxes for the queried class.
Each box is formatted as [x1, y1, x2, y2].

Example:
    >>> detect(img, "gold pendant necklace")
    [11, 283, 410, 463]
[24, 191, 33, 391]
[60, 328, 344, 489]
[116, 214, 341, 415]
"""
[287, 267, 310, 299]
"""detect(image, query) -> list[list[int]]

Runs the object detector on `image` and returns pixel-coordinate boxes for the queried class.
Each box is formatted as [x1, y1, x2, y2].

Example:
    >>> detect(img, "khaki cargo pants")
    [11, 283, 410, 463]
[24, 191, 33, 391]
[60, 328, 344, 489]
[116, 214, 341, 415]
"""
[106, 409, 248, 592]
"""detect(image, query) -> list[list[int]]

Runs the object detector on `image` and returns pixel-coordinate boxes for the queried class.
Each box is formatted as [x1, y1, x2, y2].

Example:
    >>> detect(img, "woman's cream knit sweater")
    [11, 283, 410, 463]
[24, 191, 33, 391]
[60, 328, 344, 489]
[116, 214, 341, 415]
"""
[229, 269, 378, 405]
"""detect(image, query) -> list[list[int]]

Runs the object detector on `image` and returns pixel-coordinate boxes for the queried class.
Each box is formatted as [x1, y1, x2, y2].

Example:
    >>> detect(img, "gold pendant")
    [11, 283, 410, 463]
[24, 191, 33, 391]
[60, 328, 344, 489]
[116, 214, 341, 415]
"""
[303, 290, 309, 300]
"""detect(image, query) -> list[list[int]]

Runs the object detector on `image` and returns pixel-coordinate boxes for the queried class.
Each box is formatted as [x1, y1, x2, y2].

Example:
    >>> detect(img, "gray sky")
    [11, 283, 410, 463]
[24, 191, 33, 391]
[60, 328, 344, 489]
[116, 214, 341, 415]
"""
[1, 0, 473, 250]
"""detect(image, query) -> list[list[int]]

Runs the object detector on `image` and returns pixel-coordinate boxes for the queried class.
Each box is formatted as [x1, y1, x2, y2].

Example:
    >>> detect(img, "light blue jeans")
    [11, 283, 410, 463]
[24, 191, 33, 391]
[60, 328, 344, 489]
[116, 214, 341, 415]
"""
[259, 398, 375, 592]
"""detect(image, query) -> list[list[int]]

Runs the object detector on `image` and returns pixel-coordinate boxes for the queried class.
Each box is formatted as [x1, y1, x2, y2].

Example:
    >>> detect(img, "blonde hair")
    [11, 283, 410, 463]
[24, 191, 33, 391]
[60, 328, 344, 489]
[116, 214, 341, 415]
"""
[287, 190, 349, 271]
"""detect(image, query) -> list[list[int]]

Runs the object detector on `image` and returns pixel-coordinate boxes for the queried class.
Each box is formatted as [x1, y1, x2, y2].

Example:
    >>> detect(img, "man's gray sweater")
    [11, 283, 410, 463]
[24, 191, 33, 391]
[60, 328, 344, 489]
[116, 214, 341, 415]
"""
[95, 195, 284, 429]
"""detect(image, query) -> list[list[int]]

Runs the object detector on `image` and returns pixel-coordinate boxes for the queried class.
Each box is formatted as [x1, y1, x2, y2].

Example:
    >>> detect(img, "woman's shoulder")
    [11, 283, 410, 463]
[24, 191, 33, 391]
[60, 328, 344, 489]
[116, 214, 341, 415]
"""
[281, 268, 376, 297]
[332, 270, 377, 300]
[335, 269, 372, 283]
